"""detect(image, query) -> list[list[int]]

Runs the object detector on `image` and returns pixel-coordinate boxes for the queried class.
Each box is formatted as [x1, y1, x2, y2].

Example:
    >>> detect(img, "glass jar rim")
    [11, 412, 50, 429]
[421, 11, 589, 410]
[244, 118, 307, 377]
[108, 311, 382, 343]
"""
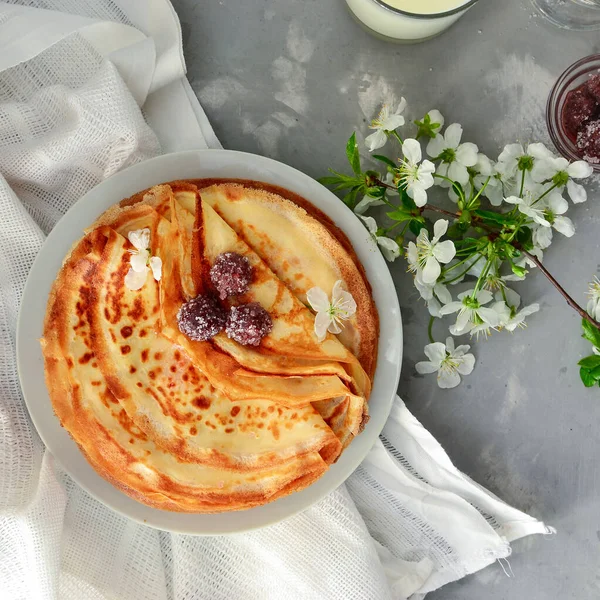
[372, 0, 479, 19]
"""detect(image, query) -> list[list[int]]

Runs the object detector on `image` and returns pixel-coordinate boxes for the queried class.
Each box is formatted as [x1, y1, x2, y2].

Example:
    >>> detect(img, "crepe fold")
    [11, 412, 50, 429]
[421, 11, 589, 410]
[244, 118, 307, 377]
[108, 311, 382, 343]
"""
[41, 180, 378, 513]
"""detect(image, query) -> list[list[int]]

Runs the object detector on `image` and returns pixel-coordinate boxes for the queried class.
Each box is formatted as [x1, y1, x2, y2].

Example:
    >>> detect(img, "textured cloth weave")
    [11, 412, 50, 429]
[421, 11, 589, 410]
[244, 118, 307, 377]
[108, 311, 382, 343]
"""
[0, 2, 552, 599]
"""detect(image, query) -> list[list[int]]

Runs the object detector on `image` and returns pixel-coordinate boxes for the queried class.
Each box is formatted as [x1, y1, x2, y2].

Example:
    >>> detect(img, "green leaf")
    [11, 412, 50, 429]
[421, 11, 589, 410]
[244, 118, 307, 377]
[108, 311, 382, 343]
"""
[342, 186, 361, 209]
[459, 236, 481, 248]
[386, 209, 413, 223]
[446, 223, 467, 240]
[458, 210, 472, 225]
[450, 181, 464, 200]
[318, 175, 344, 186]
[577, 355, 600, 369]
[414, 114, 442, 140]
[501, 245, 519, 259]
[346, 133, 361, 175]
[474, 209, 510, 227]
[590, 365, 600, 380]
[581, 319, 600, 348]
[372, 155, 397, 169]
[365, 186, 386, 199]
[319, 169, 362, 192]
[515, 226, 533, 250]
[400, 189, 416, 210]
[580, 367, 596, 388]
[510, 262, 527, 278]
[409, 219, 425, 236]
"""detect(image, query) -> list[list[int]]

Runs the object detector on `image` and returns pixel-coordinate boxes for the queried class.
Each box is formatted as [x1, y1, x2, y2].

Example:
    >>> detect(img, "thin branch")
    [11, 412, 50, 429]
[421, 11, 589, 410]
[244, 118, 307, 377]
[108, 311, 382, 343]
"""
[374, 178, 396, 191]
[523, 250, 600, 330]
[422, 205, 461, 219]
[427, 316, 436, 344]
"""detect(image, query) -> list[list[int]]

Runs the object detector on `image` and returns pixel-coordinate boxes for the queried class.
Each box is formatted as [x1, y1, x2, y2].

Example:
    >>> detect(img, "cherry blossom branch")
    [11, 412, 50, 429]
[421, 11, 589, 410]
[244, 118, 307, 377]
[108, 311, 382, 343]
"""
[372, 176, 600, 331]
[372, 177, 492, 227]
[522, 250, 600, 330]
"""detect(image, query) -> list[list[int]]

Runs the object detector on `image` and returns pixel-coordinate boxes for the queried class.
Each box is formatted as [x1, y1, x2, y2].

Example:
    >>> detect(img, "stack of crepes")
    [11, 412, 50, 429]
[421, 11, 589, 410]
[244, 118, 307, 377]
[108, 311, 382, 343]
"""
[41, 181, 379, 512]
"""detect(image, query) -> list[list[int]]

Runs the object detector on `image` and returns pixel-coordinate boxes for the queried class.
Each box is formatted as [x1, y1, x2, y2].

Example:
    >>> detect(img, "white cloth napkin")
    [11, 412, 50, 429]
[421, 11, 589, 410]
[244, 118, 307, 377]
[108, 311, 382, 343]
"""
[0, 1, 553, 599]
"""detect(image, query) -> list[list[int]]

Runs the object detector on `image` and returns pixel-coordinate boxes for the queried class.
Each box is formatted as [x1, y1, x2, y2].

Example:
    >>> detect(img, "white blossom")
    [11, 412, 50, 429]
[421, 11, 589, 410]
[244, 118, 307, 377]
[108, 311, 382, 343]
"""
[361, 216, 401, 262]
[496, 142, 554, 181]
[124, 228, 162, 291]
[395, 138, 435, 207]
[415, 336, 475, 389]
[307, 280, 357, 342]
[532, 225, 553, 250]
[531, 156, 593, 204]
[414, 274, 452, 317]
[504, 303, 540, 332]
[587, 277, 600, 322]
[427, 109, 445, 131]
[365, 99, 407, 151]
[426, 123, 478, 186]
[470, 301, 510, 338]
[406, 219, 456, 284]
[474, 154, 504, 206]
[354, 194, 385, 215]
[544, 191, 575, 237]
[494, 287, 540, 331]
[504, 194, 550, 227]
[439, 289, 502, 336]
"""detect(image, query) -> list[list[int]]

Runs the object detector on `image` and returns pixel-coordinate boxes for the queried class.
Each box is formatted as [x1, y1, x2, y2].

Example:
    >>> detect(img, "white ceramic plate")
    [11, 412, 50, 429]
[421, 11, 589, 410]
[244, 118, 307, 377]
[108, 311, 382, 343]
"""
[17, 150, 402, 535]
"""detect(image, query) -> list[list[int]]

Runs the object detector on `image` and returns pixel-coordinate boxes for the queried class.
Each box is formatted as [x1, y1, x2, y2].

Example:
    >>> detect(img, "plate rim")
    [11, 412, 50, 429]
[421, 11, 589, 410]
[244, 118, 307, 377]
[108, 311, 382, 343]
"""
[16, 148, 402, 535]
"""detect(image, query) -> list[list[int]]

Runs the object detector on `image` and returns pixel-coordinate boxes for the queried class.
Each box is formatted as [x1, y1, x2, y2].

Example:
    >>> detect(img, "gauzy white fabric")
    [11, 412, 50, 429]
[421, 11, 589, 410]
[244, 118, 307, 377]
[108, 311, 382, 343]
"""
[0, 1, 553, 599]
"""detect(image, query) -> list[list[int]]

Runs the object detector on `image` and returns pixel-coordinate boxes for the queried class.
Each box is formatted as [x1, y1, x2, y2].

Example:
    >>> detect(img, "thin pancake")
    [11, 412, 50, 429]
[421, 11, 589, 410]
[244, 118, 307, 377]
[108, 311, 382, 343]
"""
[42, 233, 339, 512]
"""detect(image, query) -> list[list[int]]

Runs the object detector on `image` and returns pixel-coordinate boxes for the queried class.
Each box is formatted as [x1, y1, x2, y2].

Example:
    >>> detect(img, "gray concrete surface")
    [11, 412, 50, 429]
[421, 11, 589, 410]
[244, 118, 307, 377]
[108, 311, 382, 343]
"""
[172, 0, 600, 597]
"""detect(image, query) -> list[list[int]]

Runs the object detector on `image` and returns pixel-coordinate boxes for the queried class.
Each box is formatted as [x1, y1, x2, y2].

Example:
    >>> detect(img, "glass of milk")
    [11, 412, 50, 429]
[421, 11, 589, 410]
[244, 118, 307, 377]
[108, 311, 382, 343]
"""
[345, 0, 480, 43]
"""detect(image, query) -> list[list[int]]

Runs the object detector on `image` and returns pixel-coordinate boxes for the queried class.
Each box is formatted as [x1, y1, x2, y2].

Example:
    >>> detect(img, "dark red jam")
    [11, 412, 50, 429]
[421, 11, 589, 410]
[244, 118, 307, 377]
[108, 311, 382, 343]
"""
[562, 74, 600, 164]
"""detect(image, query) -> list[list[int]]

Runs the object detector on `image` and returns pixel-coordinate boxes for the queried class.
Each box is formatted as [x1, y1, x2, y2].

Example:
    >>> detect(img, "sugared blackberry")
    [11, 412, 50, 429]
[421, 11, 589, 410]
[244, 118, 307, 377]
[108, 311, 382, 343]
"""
[210, 252, 253, 300]
[177, 294, 226, 341]
[226, 302, 272, 346]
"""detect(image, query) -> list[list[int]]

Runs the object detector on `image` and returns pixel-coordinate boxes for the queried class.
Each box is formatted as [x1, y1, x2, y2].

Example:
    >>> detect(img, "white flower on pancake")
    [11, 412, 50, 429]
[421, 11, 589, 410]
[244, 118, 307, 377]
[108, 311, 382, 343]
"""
[307, 280, 357, 342]
[360, 215, 401, 262]
[124, 228, 162, 291]
[149, 256, 162, 280]
[124, 268, 147, 291]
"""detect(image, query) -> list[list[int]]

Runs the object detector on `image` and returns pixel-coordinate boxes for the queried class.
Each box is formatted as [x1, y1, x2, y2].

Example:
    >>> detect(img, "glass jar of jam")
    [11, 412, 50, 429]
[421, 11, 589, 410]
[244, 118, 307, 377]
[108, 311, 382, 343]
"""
[547, 54, 600, 172]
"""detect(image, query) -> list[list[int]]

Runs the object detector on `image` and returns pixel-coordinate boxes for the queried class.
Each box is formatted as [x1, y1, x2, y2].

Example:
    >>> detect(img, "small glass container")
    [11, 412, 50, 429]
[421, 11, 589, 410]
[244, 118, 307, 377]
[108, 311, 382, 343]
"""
[532, 0, 600, 31]
[345, 0, 479, 43]
[546, 54, 600, 172]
